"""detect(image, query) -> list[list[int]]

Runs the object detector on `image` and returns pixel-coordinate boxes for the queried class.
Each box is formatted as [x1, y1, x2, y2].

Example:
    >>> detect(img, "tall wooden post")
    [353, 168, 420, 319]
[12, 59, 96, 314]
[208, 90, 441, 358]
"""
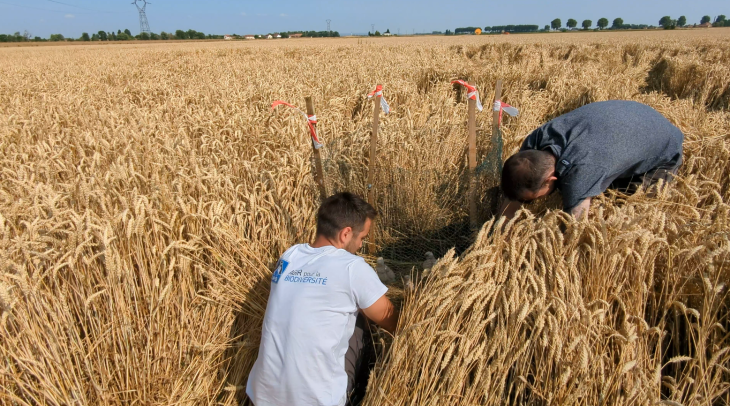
[366, 88, 382, 207]
[467, 81, 478, 229]
[305, 96, 327, 201]
[492, 80, 503, 169]
[488, 80, 505, 216]
[365, 88, 382, 254]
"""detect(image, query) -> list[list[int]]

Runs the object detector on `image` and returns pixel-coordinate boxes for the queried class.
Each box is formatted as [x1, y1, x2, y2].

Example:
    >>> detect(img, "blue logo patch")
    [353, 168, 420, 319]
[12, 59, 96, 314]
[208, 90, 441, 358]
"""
[272, 259, 289, 284]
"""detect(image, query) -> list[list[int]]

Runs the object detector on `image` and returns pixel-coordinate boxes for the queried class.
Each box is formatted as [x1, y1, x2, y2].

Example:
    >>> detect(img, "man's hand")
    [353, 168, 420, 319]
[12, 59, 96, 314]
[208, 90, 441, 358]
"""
[569, 198, 591, 220]
[361, 295, 399, 334]
[498, 199, 523, 220]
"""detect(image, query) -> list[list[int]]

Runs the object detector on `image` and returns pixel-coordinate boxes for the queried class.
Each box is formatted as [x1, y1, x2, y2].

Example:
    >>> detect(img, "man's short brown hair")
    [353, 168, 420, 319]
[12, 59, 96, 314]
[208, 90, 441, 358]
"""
[501, 150, 555, 202]
[316, 192, 377, 239]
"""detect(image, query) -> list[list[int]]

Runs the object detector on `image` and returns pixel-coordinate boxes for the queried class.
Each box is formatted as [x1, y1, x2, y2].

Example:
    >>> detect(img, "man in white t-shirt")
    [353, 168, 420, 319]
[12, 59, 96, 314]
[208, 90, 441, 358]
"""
[246, 192, 399, 406]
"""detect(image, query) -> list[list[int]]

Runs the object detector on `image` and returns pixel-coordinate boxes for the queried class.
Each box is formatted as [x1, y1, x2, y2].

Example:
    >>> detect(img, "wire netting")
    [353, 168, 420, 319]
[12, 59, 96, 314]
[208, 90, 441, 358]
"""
[312, 125, 503, 271]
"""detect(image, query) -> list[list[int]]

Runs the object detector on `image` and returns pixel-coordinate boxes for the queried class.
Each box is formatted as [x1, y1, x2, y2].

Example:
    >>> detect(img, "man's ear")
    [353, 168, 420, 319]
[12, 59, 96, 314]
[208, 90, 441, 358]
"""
[548, 175, 558, 182]
[338, 226, 353, 244]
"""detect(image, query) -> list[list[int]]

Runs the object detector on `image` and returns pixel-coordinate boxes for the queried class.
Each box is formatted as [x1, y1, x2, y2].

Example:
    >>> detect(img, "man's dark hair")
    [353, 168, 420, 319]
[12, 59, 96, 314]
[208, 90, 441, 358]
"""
[316, 192, 378, 239]
[501, 150, 555, 202]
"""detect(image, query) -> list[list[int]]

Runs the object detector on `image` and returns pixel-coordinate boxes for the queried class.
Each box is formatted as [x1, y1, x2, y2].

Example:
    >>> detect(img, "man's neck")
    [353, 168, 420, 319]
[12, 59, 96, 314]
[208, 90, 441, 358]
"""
[310, 235, 343, 250]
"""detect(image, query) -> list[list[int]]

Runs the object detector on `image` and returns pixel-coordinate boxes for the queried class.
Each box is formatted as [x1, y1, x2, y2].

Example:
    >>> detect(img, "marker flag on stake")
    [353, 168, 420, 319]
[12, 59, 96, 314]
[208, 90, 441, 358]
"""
[450, 80, 483, 111]
[493, 100, 519, 125]
[271, 100, 323, 149]
[367, 85, 391, 114]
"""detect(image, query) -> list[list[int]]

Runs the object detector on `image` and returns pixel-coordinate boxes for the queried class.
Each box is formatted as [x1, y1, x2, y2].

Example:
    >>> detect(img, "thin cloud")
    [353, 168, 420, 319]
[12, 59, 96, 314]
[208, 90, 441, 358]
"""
[240, 12, 247, 16]
[280, 13, 288, 17]
[64, 14, 75, 19]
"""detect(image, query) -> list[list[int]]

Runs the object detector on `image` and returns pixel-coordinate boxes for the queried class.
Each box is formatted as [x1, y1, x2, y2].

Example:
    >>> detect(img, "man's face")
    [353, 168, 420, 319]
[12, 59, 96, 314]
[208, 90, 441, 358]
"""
[343, 218, 372, 254]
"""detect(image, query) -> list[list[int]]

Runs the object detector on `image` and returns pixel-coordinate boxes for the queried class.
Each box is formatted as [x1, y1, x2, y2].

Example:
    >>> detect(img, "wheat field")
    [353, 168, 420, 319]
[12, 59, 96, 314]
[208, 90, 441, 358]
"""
[0, 30, 729, 405]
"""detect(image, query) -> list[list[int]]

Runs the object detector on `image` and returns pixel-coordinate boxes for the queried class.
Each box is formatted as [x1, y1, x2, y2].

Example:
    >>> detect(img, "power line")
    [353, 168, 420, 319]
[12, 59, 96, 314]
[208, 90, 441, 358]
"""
[0, 0, 127, 14]
[44, 0, 119, 13]
[0, 0, 69, 12]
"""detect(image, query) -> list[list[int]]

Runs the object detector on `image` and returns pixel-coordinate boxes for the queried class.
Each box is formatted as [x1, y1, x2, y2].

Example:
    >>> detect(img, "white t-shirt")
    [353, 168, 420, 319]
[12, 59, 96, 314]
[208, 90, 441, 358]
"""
[246, 244, 388, 406]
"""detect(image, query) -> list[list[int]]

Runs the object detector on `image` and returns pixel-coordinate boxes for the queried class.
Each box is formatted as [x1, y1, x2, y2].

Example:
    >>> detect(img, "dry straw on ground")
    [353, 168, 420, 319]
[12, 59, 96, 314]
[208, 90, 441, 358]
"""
[0, 30, 728, 405]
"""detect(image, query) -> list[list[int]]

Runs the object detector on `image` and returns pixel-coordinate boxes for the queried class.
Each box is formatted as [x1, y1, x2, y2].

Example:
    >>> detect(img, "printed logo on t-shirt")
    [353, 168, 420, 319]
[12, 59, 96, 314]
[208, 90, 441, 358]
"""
[271, 259, 289, 284]
[283, 270, 328, 285]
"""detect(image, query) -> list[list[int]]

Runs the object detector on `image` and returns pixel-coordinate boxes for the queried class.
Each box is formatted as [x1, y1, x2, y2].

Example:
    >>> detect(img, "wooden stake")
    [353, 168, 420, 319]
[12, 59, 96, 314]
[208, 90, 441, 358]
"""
[366, 87, 382, 207]
[492, 80, 503, 156]
[467, 81, 478, 229]
[365, 88, 382, 255]
[305, 96, 327, 201]
[488, 80, 505, 216]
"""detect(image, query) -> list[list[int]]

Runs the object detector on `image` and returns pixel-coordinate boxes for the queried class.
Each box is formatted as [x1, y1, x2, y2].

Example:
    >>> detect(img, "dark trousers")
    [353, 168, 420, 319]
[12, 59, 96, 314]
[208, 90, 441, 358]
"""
[344, 313, 374, 406]
[608, 156, 682, 195]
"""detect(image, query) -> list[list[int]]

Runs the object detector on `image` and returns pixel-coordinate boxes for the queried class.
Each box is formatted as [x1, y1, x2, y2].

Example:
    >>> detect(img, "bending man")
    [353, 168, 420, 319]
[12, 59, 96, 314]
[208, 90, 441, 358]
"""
[499, 100, 684, 219]
[247, 192, 399, 406]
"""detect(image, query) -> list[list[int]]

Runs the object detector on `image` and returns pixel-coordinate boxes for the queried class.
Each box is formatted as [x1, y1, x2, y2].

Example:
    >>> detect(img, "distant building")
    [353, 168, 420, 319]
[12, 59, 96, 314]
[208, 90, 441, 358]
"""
[266, 34, 273, 39]
[290, 33, 303, 38]
[273, 33, 282, 38]
[698, 22, 713, 28]
[244, 35, 255, 40]
[383, 32, 392, 36]
[224, 35, 233, 40]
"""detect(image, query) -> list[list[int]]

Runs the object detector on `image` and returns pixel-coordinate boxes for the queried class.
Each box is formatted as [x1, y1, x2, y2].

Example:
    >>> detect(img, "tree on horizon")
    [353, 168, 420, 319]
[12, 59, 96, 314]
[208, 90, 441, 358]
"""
[660, 16, 677, 29]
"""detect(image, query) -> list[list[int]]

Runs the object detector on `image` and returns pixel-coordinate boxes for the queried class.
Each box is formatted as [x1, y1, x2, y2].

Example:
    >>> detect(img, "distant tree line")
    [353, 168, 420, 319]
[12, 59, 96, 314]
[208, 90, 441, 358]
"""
[704, 15, 725, 26]
[454, 27, 481, 34]
[452, 14, 727, 36]
[546, 14, 726, 31]
[0, 31, 40, 42]
[301, 31, 340, 37]
[0, 28, 339, 42]
[548, 17, 652, 30]
[484, 25, 540, 33]
[0, 28, 229, 42]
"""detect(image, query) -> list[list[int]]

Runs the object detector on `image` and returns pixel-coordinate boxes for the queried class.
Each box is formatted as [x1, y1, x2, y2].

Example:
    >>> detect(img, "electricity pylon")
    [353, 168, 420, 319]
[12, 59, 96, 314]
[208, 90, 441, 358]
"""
[132, 0, 151, 34]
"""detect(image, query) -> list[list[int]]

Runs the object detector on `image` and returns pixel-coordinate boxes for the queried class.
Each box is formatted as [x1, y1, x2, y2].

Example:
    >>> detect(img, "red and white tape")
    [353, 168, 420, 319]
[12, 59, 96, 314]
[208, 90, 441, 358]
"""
[367, 85, 391, 114]
[450, 80, 483, 111]
[271, 100, 323, 149]
[493, 100, 519, 125]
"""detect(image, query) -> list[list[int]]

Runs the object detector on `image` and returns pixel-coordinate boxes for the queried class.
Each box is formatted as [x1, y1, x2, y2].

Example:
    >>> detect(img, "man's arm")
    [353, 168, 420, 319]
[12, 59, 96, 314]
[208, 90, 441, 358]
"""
[498, 199, 523, 220]
[569, 198, 591, 220]
[361, 295, 399, 334]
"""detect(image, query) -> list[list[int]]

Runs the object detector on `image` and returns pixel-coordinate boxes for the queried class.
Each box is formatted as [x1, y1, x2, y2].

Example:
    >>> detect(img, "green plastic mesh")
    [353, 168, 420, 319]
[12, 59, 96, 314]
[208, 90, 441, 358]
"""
[311, 128, 503, 271]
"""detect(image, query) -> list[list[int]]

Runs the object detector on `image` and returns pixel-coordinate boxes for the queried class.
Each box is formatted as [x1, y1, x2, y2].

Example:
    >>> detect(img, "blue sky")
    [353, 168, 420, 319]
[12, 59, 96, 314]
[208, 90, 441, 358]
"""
[0, 0, 727, 38]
